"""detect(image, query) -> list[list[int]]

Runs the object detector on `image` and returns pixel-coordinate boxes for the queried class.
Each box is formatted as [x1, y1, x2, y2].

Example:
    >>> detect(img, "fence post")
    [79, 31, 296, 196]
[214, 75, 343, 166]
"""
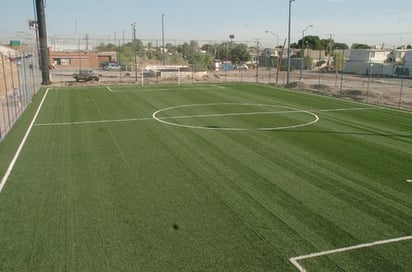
[399, 77, 404, 109]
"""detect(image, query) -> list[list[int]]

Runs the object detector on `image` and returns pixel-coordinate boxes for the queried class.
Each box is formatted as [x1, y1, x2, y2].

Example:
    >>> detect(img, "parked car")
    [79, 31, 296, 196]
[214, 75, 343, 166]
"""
[142, 69, 155, 77]
[103, 63, 121, 71]
[73, 69, 100, 82]
[234, 64, 248, 70]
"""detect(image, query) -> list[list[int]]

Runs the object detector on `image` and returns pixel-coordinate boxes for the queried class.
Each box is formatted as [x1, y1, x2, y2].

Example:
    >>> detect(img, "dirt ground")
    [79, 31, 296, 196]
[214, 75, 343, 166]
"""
[0, 57, 19, 98]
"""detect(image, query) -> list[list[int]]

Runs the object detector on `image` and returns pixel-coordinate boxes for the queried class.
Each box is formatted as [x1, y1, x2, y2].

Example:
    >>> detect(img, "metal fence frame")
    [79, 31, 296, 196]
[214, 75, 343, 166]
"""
[0, 52, 41, 142]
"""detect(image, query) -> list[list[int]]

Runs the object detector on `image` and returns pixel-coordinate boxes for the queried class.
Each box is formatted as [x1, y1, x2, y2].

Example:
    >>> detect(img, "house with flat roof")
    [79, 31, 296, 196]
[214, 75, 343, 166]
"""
[343, 49, 412, 77]
[343, 49, 391, 75]
[49, 50, 117, 69]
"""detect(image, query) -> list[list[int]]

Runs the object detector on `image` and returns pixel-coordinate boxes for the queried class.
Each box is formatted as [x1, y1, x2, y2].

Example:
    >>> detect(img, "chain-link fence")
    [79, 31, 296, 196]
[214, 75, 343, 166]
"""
[0, 52, 41, 142]
[43, 35, 412, 110]
[49, 64, 411, 111]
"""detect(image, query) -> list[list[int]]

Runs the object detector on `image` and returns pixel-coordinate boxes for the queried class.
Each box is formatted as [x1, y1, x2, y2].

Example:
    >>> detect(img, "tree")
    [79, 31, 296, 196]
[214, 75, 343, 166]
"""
[333, 52, 344, 71]
[230, 43, 251, 63]
[298, 35, 322, 50]
[216, 43, 230, 60]
[290, 42, 299, 49]
[95, 43, 119, 51]
[304, 55, 313, 69]
[334, 43, 349, 50]
[351, 43, 372, 49]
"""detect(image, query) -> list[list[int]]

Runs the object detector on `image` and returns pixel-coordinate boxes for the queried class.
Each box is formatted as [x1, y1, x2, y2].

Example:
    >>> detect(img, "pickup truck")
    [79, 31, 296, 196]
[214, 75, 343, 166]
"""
[73, 69, 100, 82]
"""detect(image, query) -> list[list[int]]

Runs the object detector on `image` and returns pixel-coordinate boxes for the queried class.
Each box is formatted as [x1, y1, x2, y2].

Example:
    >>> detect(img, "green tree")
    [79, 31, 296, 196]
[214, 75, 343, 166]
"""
[216, 43, 230, 60]
[230, 43, 251, 63]
[298, 35, 322, 50]
[333, 52, 344, 71]
[351, 43, 372, 49]
[334, 43, 349, 50]
[304, 55, 313, 69]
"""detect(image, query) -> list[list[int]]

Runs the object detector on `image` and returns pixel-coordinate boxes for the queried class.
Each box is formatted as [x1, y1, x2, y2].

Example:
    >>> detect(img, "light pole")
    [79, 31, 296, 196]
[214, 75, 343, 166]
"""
[300, 24, 313, 80]
[287, 0, 295, 85]
[265, 30, 281, 85]
[131, 22, 137, 82]
[162, 14, 165, 65]
[265, 30, 279, 48]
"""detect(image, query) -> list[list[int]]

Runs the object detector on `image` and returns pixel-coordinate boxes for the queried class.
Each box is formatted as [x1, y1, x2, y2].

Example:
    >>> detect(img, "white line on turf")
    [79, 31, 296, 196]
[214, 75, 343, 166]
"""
[107, 84, 226, 92]
[106, 86, 113, 92]
[407, 179, 412, 183]
[289, 235, 412, 272]
[160, 109, 311, 120]
[0, 88, 51, 193]
[152, 103, 319, 131]
[33, 106, 386, 128]
[317, 107, 379, 112]
[34, 117, 153, 126]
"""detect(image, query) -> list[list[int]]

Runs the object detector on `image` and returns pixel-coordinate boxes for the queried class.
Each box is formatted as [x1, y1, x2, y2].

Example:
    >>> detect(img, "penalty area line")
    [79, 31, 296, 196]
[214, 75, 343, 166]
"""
[35, 117, 154, 127]
[0, 88, 51, 193]
[289, 235, 412, 272]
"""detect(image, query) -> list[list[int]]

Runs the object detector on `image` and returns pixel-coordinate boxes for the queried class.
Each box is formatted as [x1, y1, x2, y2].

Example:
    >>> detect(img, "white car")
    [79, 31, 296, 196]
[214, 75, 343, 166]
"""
[235, 64, 248, 70]
[104, 63, 121, 71]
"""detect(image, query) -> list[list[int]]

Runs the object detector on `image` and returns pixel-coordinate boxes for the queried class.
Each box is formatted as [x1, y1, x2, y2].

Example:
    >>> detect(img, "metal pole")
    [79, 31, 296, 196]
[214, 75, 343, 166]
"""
[162, 14, 165, 65]
[399, 77, 404, 109]
[366, 59, 373, 103]
[287, 0, 295, 85]
[339, 49, 345, 96]
[300, 25, 313, 81]
[35, 0, 50, 85]
[131, 23, 138, 82]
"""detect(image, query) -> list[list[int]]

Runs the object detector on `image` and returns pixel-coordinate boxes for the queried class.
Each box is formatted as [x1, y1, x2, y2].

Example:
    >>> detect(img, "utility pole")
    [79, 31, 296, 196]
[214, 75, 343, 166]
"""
[85, 34, 89, 51]
[255, 39, 260, 83]
[35, 0, 50, 85]
[162, 14, 165, 65]
[287, 0, 295, 85]
[300, 25, 313, 81]
[327, 34, 334, 69]
[131, 22, 138, 82]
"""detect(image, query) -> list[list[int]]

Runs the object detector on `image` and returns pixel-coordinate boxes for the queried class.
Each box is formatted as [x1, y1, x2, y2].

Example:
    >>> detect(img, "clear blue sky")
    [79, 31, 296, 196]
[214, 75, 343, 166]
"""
[1, 0, 412, 48]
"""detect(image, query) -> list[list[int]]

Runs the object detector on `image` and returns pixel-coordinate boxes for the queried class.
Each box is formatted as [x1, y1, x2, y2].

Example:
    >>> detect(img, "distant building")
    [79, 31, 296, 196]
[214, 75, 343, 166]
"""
[343, 49, 412, 77]
[49, 50, 117, 69]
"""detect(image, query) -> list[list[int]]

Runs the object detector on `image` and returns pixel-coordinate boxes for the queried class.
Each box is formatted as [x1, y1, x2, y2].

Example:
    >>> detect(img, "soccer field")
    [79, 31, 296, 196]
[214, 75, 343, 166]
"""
[0, 83, 411, 271]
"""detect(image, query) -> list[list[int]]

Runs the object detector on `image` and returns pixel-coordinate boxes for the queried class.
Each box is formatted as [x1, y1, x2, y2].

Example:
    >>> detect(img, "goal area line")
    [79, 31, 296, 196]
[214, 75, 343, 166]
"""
[289, 235, 412, 272]
[105, 84, 225, 93]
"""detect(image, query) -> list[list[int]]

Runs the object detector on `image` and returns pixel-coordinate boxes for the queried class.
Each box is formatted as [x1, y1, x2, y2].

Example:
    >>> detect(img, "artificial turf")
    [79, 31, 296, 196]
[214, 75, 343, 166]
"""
[0, 83, 411, 271]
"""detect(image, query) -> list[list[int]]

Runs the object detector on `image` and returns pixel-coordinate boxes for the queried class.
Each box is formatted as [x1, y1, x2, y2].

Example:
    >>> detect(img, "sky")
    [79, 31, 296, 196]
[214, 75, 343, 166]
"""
[1, 0, 412, 49]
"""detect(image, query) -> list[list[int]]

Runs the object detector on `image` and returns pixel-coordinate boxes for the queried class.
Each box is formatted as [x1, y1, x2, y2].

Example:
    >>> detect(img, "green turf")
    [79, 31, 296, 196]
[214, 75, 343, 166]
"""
[0, 83, 411, 271]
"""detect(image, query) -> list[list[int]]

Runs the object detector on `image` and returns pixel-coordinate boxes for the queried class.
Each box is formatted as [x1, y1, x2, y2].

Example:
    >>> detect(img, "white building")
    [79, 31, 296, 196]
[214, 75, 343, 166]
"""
[343, 49, 392, 75]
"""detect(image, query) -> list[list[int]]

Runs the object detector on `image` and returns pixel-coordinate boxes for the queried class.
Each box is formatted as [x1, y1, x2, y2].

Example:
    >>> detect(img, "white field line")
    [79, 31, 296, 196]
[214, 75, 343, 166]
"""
[159, 109, 311, 120]
[159, 106, 379, 121]
[108, 84, 226, 93]
[106, 86, 113, 92]
[316, 107, 380, 113]
[33, 106, 381, 127]
[0, 88, 51, 193]
[289, 235, 412, 272]
[152, 103, 320, 131]
[35, 117, 153, 127]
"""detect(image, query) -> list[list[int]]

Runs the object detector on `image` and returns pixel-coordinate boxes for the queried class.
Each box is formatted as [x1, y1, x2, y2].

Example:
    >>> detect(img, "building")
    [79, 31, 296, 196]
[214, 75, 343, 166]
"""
[49, 50, 117, 70]
[343, 49, 412, 77]
[343, 49, 392, 75]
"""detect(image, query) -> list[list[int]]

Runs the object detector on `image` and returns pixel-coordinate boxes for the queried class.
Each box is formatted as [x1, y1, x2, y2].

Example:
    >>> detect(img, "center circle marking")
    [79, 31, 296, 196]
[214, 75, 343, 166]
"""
[152, 103, 319, 131]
